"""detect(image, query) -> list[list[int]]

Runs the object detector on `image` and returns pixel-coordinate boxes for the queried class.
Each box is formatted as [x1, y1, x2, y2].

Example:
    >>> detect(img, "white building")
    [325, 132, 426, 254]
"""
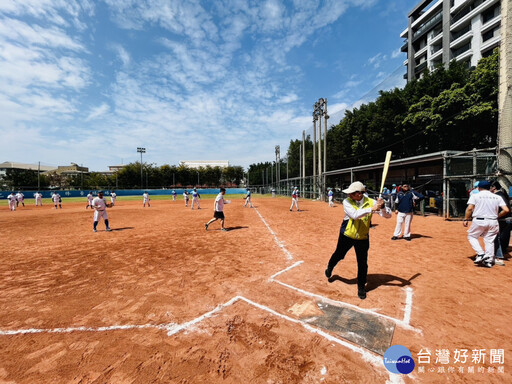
[401, 0, 501, 81]
[179, 160, 230, 169]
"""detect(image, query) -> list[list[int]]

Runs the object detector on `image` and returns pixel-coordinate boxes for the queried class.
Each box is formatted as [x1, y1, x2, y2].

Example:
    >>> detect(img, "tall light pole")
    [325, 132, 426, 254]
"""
[313, 98, 328, 200]
[197, 171, 200, 187]
[137, 147, 146, 189]
[275, 145, 280, 192]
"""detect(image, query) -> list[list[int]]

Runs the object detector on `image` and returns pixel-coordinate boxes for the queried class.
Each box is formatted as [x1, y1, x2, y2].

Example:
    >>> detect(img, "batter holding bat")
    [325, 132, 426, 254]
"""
[92, 191, 112, 232]
[325, 181, 391, 299]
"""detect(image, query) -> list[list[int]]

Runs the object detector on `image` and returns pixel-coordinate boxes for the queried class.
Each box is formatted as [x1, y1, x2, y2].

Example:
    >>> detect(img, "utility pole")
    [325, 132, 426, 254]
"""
[324, 99, 329, 193]
[37, 161, 40, 190]
[137, 147, 146, 189]
[312, 115, 317, 198]
[302, 130, 306, 198]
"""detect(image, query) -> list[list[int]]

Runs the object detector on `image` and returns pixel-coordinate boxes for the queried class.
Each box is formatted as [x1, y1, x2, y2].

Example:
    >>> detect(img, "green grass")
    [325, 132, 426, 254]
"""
[0, 194, 272, 206]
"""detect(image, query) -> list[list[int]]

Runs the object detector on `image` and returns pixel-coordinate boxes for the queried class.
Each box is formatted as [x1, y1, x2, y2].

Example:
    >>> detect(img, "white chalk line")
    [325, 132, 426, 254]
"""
[0, 295, 400, 382]
[252, 207, 419, 334]
[253, 207, 293, 260]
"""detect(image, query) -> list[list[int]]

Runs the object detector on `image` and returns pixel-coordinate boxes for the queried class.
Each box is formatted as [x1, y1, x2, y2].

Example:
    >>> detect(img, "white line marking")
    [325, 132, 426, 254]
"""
[254, 207, 293, 260]
[403, 287, 413, 325]
[269, 260, 304, 280]
[166, 296, 239, 336]
[0, 323, 170, 336]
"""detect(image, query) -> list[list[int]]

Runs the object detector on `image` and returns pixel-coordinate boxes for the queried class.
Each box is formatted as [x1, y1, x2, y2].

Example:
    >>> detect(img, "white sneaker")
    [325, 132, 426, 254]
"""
[494, 259, 505, 266]
[482, 261, 493, 268]
[474, 254, 485, 264]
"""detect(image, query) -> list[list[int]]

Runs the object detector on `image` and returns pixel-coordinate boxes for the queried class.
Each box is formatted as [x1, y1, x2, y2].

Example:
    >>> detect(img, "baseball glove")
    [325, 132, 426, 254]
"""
[106, 203, 113, 208]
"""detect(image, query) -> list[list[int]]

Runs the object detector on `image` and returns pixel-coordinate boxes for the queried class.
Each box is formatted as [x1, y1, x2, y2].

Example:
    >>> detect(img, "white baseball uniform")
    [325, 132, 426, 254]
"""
[15, 192, 24, 206]
[92, 196, 109, 221]
[87, 193, 94, 208]
[183, 192, 189, 206]
[290, 189, 299, 211]
[143, 192, 150, 207]
[244, 190, 253, 207]
[7, 193, 16, 211]
[52, 193, 61, 208]
[191, 190, 200, 209]
[110, 192, 116, 206]
[328, 190, 334, 207]
[467, 190, 506, 262]
[34, 192, 43, 206]
[172, 190, 176, 201]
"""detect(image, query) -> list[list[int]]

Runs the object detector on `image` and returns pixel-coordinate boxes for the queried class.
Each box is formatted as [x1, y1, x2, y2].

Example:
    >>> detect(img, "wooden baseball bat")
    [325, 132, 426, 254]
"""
[379, 151, 392, 197]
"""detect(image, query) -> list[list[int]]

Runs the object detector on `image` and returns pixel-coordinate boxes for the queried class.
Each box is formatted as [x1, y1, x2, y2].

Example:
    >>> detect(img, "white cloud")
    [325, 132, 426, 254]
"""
[86, 103, 110, 121]
[391, 47, 402, 59]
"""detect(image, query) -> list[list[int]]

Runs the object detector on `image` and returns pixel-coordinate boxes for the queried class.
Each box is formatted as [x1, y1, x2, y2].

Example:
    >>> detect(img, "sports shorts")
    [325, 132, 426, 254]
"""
[214, 211, 225, 219]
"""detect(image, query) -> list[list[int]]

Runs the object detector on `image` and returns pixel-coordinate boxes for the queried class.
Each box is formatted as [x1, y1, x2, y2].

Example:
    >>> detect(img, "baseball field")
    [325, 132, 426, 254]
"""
[0, 195, 510, 383]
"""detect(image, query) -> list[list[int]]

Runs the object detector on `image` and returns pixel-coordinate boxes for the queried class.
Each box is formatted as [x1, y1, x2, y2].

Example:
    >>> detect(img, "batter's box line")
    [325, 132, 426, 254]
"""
[269, 262, 421, 334]
[254, 208, 420, 334]
[0, 296, 404, 384]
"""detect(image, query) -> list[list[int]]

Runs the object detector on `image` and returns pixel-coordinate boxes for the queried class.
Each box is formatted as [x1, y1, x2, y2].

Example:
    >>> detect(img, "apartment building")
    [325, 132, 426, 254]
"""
[401, 0, 501, 81]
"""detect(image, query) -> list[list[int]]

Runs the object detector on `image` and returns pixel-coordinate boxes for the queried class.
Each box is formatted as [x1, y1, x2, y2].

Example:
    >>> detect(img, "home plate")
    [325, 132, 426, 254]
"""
[309, 303, 395, 355]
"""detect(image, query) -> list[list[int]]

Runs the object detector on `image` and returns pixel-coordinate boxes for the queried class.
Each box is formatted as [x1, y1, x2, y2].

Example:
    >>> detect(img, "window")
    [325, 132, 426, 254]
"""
[452, 42, 471, 57]
[482, 29, 494, 42]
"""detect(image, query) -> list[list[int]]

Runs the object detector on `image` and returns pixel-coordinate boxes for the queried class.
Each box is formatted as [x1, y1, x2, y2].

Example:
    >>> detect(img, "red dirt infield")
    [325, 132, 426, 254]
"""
[0, 196, 510, 383]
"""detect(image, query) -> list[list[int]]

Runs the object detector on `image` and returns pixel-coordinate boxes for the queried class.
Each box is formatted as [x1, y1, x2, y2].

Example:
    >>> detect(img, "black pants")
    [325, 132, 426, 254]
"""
[327, 232, 369, 289]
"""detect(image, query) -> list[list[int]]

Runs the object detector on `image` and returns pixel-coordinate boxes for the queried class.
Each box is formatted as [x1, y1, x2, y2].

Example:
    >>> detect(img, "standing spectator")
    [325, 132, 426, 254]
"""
[490, 181, 511, 266]
[464, 181, 509, 268]
[390, 184, 398, 211]
[324, 181, 391, 299]
[391, 184, 424, 241]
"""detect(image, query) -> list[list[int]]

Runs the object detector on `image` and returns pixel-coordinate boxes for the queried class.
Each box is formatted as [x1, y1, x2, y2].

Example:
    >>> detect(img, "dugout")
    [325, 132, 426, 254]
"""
[274, 149, 498, 219]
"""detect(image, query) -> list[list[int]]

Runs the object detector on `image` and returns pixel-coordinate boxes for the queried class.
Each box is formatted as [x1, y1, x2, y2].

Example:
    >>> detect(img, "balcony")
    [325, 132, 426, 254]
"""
[414, 45, 428, 59]
[481, 13, 501, 33]
[413, 11, 443, 43]
[450, 30, 473, 49]
[450, 0, 499, 32]
[430, 46, 443, 60]
[415, 61, 428, 73]
[401, 39, 408, 52]
[480, 34, 501, 53]
[429, 30, 443, 45]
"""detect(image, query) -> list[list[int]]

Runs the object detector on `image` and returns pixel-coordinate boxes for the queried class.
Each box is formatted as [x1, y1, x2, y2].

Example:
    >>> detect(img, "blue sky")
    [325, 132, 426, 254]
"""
[0, 0, 412, 171]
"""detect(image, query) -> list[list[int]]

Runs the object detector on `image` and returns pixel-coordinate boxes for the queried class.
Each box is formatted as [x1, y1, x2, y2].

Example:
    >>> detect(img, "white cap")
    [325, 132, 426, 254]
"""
[342, 181, 365, 194]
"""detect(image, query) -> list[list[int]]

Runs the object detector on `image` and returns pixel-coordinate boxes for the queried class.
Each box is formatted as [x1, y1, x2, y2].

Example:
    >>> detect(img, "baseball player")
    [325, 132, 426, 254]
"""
[7, 192, 17, 211]
[143, 191, 150, 207]
[15, 191, 25, 207]
[86, 192, 94, 209]
[205, 187, 231, 231]
[244, 188, 253, 208]
[191, 188, 201, 210]
[391, 184, 424, 241]
[464, 180, 509, 268]
[52, 192, 62, 209]
[110, 191, 117, 206]
[92, 191, 111, 232]
[172, 189, 177, 201]
[325, 181, 391, 299]
[34, 191, 43, 206]
[328, 188, 335, 207]
[290, 187, 300, 212]
[183, 190, 189, 207]
[272, 188, 276, 198]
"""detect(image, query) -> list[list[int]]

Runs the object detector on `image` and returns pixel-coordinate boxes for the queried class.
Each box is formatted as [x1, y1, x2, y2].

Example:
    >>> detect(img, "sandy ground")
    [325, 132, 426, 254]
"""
[0, 196, 510, 383]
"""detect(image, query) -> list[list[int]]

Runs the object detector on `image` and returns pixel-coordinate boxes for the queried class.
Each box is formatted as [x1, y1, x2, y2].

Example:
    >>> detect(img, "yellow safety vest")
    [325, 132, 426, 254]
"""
[344, 196, 374, 240]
